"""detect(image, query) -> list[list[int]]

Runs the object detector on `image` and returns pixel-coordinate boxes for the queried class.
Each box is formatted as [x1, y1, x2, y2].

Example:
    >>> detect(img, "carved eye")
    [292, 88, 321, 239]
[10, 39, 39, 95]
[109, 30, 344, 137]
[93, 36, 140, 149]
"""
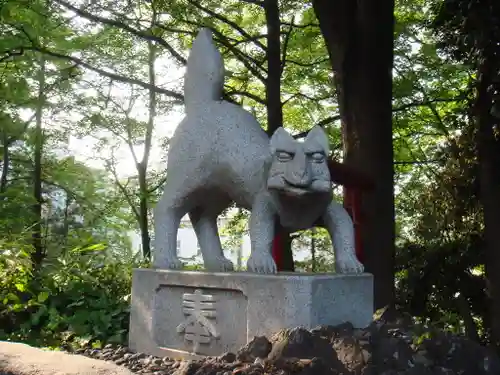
[276, 151, 293, 161]
[311, 152, 325, 163]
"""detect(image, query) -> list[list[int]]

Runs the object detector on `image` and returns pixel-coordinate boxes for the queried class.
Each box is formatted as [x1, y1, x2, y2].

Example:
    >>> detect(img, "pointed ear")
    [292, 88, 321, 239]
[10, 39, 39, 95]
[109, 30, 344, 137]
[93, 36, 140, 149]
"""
[305, 126, 329, 154]
[270, 127, 296, 153]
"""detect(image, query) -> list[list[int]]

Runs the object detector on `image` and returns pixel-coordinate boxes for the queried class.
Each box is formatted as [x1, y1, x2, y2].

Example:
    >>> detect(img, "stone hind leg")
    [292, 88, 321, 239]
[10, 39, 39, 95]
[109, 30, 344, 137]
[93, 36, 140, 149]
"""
[152, 189, 186, 269]
[189, 209, 234, 272]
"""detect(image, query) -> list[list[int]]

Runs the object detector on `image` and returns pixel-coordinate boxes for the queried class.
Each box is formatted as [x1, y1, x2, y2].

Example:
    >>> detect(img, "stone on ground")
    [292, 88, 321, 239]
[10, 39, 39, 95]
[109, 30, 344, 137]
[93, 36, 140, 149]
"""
[3, 312, 500, 375]
[0, 341, 134, 375]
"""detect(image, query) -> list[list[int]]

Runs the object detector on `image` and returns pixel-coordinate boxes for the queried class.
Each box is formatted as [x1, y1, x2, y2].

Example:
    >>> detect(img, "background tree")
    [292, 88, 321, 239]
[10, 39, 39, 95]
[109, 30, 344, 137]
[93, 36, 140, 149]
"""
[312, 0, 396, 309]
[432, 0, 500, 347]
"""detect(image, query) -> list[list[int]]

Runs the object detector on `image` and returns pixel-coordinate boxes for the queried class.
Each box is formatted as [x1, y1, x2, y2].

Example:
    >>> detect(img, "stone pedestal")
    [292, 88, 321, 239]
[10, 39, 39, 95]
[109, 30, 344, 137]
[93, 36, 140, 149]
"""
[129, 269, 373, 359]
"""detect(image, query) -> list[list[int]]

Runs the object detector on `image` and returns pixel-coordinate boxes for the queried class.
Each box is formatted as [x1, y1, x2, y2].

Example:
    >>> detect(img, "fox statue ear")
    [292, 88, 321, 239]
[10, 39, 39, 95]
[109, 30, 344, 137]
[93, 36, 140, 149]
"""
[269, 127, 296, 153]
[304, 126, 330, 154]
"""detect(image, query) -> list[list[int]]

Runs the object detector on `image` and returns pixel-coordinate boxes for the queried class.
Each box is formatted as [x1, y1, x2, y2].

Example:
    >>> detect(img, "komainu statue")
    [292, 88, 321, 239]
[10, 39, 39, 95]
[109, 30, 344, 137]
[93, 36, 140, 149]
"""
[154, 28, 363, 274]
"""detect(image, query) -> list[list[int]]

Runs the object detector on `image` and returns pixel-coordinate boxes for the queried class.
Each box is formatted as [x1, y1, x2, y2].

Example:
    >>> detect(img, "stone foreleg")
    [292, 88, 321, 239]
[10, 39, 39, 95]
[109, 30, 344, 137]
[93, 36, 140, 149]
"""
[322, 201, 364, 274]
[247, 195, 277, 273]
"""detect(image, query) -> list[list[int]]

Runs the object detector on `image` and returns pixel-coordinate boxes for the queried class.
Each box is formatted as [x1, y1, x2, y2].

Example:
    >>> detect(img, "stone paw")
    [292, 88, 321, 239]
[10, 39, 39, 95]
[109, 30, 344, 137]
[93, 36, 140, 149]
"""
[247, 252, 277, 274]
[335, 252, 364, 274]
[205, 256, 234, 272]
[154, 256, 184, 270]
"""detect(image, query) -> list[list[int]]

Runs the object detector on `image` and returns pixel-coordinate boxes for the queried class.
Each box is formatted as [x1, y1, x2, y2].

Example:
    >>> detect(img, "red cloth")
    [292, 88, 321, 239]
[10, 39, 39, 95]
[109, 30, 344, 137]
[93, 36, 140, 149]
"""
[344, 188, 364, 264]
[271, 231, 284, 271]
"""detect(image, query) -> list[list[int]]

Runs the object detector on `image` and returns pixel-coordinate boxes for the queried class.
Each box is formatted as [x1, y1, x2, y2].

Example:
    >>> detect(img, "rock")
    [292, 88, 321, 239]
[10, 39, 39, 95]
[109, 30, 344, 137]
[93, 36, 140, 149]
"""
[219, 352, 236, 363]
[172, 360, 201, 375]
[268, 327, 346, 374]
[236, 336, 272, 362]
[0, 341, 135, 375]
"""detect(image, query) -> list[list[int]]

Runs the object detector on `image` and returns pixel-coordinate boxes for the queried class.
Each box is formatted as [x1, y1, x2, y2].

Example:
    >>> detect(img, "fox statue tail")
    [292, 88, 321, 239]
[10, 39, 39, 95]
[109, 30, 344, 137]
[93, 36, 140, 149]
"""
[184, 28, 225, 110]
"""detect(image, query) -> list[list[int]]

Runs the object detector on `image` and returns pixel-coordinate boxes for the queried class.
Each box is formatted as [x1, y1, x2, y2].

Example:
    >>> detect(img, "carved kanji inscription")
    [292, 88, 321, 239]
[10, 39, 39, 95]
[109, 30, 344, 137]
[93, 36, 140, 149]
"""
[176, 289, 220, 353]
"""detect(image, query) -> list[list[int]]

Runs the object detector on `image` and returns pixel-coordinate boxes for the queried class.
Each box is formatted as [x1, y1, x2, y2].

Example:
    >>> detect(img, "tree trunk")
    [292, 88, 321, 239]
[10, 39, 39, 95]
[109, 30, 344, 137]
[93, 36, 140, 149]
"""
[137, 10, 158, 260]
[263, 0, 295, 271]
[62, 195, 70, 248]
[0, 133, 10, 195]
[456, 292, 481, 342]
[138, 163, 151, 259]
[264, 0, 283, 134]
[475, 60, 500, 347]
[313, 0, 396, 309]
[32, 56, 46, 269]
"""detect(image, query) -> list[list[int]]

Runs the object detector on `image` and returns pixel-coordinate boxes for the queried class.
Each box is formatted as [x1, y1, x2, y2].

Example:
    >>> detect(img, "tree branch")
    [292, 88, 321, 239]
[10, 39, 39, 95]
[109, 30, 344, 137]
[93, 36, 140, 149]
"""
[0, 49, 24, 63]
[187, 0, 266, 51]
[286, 58, 330, 67]
[394, 159, 443, 165]
[292, 95, 467, 139]
[293, 115, 341, 138]
[239, 0, 264, 4]
[394, 96, 467, 114]
[24, 45, 184, 101]
[51, 0, 187, 66]
[281, 16, 295, 74]
[209, 28, 267, 82]
[106, 158, 141, 221]
[148, 176, 167, 193]
[281, 21, 319, 29]
[225, 88, 266, 105]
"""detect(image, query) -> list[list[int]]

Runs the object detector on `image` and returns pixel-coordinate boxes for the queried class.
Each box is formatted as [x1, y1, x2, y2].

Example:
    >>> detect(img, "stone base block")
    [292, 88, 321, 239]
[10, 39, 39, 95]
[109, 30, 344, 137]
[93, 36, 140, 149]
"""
[129, 269, 373, 359]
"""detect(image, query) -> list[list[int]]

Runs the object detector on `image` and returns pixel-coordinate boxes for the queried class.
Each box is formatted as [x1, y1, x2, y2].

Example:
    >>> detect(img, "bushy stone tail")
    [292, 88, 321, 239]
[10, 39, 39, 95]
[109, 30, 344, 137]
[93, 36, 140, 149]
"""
[184, 28, 225, 109]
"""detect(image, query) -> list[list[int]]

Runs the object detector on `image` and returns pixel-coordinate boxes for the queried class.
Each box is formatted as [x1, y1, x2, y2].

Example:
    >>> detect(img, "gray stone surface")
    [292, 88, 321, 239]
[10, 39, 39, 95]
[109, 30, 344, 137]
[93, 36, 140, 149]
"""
[129, 268, 373, 359]
[0, 341, 135, 375]
[154, 27, 362, 275]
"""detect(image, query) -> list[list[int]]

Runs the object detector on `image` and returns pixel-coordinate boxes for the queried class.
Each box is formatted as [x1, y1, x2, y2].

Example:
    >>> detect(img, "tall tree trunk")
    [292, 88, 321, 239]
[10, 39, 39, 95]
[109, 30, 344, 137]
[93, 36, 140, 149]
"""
[137, 9, 158, 260]
[264, 0, 283, 134]
[32, 56, 46, 269]
[476, 60, 500, 347]
[0, 133, 10, 195]
[312, 0, 396, 309]
[263, 0, 295, 271]
[62, 195, 70, 249]
[137, 163, 151, 259]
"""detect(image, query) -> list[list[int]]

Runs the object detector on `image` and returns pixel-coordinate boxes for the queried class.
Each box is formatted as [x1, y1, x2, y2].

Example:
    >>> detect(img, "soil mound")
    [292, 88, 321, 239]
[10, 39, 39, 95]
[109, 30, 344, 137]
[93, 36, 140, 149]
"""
[3, 312, 500, 375]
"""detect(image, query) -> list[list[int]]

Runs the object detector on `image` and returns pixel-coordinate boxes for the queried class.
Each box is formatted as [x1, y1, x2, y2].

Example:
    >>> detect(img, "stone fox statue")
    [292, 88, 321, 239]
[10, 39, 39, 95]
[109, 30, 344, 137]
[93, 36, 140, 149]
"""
[154, 28, 363, 274]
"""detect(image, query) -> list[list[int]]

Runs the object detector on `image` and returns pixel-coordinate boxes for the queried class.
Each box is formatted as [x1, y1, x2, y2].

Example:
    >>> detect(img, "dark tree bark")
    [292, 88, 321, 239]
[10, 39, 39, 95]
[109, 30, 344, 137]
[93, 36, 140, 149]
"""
[262, 0, 295, 271]
[264, 0, 283, 133]
[432, 0, 500, 345]
[312, 0, 396, 309]
[137, 163, 151, 259]
[476, 60, 500, 347]
[0, 133, 9, 195]
[32, 56, 46, 269]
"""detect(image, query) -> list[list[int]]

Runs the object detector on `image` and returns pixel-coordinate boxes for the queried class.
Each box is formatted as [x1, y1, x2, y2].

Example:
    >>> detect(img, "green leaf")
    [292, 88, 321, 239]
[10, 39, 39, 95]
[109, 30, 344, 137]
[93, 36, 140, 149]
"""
[37, 291, 49, 303]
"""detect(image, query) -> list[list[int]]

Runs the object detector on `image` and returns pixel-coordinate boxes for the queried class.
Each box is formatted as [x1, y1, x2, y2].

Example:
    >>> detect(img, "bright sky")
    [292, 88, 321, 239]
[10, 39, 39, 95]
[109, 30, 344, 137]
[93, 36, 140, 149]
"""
[42, 2, 188, 178]
[66, 55, 186, 178]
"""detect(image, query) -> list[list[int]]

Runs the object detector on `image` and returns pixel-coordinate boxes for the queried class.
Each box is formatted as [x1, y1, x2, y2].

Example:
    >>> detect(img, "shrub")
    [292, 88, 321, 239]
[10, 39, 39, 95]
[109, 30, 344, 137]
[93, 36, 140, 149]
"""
[0, 242, 145, 350]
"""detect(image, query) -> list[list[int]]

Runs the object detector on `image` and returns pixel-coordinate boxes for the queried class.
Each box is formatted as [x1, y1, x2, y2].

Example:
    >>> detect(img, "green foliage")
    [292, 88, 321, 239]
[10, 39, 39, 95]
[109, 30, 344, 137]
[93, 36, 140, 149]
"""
[0, 240, 145, 349]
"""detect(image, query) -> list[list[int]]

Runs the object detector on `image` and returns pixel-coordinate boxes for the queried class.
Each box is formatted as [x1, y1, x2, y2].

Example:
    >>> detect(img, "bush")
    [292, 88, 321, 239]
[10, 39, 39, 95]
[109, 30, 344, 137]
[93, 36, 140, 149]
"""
[0, 242, 145, 350]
